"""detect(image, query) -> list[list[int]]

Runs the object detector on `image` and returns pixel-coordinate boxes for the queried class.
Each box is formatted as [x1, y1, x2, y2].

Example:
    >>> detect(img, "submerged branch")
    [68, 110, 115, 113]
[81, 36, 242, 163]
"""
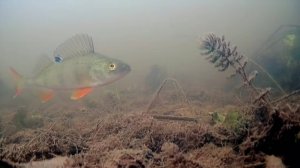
[247, 58, 286, 95]
[272, 89, 300, 104]
[144, 78, 193, 114]
[152, 115, 198, 123]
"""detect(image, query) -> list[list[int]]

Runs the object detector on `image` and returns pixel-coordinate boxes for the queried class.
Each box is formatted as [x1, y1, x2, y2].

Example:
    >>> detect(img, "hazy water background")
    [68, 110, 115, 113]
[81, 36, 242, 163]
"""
[0, 0, 299, 99]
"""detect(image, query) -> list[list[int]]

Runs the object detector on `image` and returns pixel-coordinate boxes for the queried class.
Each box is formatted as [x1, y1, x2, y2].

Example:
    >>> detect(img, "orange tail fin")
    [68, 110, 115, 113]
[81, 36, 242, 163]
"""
[9, 67, 24, 98]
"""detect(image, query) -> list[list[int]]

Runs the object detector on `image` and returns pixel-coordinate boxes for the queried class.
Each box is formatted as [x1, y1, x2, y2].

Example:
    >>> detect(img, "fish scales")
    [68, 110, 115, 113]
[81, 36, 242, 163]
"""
[9, 34, 130, 101]
[36, 56, 94, 89]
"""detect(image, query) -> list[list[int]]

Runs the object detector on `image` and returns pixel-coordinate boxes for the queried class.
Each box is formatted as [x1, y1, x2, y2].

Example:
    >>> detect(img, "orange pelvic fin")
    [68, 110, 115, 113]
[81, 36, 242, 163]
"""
[40, 90, 54, 103]
[9, 67, 24, 98]
[71, 87, 93, 100]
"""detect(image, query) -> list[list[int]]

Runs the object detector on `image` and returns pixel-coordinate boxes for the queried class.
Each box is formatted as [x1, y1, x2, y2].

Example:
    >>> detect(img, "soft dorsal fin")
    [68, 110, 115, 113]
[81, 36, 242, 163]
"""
[53, 34, 94, 59]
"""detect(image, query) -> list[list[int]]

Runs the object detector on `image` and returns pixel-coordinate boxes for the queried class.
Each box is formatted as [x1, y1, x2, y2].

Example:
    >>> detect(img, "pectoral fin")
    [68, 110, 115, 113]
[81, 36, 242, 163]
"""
[71, 87, 92, 100]
[40, 90, 54, 103]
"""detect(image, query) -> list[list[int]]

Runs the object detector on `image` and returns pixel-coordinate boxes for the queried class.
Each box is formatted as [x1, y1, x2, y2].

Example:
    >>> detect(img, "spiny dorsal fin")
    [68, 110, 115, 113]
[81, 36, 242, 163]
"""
[53, 34, 94, 59]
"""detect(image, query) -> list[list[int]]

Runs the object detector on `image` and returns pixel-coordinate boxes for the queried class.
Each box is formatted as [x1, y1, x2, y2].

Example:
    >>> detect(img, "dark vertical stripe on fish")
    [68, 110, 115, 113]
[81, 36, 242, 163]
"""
[46, 67, 52, 88]
[59, 62, 65, 87]
[75, 60, 82, 85]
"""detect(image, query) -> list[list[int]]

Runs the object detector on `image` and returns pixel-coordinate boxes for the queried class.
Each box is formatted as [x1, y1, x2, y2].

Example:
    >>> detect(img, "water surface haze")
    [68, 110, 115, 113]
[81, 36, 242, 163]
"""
[0, 0, 299, 97]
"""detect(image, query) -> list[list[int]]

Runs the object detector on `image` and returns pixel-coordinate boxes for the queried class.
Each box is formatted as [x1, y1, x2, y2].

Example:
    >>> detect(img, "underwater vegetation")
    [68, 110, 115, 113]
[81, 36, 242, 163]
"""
[201, 33, 300, 168]
[201, 33, 271, 105]
[253, 25, 300, 92]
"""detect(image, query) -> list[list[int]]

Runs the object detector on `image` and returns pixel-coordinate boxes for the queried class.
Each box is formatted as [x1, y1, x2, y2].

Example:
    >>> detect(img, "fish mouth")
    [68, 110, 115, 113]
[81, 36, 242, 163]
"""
[118, 63, 131, 76]
[121, 63, 131, 72]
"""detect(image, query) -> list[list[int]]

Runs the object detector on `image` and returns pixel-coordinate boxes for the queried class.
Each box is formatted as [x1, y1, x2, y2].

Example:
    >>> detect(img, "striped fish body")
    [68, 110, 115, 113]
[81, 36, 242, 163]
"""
[34, 53, 129, 90]
[10, 34, 130, 101]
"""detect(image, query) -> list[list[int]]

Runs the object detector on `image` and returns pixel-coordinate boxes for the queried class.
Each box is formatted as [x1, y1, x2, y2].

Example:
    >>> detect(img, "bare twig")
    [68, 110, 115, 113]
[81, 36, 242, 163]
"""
[244, 162, 265, 168]
[248, 58, 286, 95]
[253, 88, 271, 104]
[152, 115, 198, 123]
[145, 78, 193, 114]
[272, 89, 300, 104]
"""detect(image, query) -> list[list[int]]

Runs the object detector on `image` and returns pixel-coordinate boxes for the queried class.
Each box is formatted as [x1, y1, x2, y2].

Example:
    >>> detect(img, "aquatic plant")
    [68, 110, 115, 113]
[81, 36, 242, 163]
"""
[252, 24, 300, 92]
[201, 34, 246, 72]
[223, 111, 248, 136]
[211, 112, 225, 125]
[200, 33, 300, 167]
[200, 33, 271, 105]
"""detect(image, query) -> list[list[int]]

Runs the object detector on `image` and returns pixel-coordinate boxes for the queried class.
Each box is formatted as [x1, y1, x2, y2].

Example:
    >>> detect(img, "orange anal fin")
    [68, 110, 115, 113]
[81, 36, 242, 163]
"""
[71, 87, 92, 100]
[40, 90, 54, 103]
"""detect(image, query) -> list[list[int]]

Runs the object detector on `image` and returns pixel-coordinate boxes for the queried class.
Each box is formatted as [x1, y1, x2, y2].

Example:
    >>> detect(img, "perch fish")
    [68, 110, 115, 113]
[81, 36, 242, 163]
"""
[9, 34, 131, 102]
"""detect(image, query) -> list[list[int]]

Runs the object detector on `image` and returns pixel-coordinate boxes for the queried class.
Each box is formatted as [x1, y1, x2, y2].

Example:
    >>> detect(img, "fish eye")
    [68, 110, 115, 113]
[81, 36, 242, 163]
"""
[108, 63, 116, 71]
